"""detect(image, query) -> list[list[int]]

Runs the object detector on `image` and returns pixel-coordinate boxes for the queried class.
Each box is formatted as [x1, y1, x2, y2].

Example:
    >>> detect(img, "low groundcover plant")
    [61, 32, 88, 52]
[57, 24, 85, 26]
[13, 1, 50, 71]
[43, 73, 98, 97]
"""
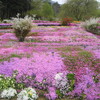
[0, 88, 17, 99]
[55, 72, 69, 95]
[0, 71, 25, 91]
[17, 87, 38, 100]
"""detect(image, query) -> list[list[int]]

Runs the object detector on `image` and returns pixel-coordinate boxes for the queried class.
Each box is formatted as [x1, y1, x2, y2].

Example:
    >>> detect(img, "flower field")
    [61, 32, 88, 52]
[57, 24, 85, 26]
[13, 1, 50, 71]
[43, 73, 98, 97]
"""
[0, 22, 100, 100]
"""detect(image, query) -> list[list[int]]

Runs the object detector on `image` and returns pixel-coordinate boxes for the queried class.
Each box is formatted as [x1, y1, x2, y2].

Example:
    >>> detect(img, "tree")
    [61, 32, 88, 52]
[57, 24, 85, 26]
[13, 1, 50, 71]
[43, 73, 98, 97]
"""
[26, 0, 43, 19]
[96, 2, 100, 17]
[41, 2, 54, 20]
[52, 2, 60, 17]
[0, 1, 3, 19]
[0, 0, 32, 20]
[26, 0, 60, 20]
[59, 0, 99, 20]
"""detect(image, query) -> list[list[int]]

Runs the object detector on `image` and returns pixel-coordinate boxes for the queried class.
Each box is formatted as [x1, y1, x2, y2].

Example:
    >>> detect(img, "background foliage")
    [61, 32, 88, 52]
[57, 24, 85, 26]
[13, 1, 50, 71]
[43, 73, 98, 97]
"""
[59, 0, 99, 20]
[0, 0, 100, 21]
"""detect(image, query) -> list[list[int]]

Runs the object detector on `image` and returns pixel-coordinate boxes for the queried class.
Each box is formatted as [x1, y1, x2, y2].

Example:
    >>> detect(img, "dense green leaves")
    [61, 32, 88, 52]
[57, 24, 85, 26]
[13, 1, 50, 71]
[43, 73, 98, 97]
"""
[0, 0, 32, 19]
[41, 2, 54, 20]
[0, 0, 100, 21]
[0, 71, 25, 91]
[0, 0, 60, 20]
[59, 0, 99, 20]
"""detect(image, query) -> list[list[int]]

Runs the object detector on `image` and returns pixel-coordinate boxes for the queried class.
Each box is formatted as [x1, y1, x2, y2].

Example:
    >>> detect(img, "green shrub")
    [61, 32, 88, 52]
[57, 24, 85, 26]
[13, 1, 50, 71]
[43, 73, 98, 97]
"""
[87, 24, 100, 35]
[11, 15, 33, 42]
[82, 17, 100, 35]
[0, 71, 25, 91]
[61, 16, 73, 26]
[67, 73, 75, 92]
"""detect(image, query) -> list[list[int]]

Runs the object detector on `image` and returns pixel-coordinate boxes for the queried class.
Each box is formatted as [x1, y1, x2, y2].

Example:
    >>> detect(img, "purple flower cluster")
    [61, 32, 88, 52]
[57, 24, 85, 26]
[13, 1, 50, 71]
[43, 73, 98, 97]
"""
[73, 67, 100, 100]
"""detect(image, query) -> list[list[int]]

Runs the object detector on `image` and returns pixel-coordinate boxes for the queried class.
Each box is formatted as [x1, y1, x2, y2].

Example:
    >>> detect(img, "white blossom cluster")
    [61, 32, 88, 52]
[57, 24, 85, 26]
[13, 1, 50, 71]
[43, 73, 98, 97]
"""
[11, 15, 33, 31]
[0, 87, 38, 100]
[1, 88, 17, 99]
[55, 73, 69, 94]
[17, 87, 38, 100]
[82, 17, 100, 29]
[2, 19, 11, 23]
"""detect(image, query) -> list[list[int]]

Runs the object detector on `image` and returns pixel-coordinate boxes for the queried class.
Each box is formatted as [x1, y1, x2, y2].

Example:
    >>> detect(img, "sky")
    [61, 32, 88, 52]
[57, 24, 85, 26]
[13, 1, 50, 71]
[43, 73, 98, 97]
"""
[52, 0, 66, 4]
[52, 0, 100, 4]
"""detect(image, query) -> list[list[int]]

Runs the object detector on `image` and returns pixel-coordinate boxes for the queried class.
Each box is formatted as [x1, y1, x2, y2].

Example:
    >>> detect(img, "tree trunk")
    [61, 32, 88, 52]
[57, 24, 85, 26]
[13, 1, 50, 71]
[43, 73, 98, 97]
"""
[19, 37, 25, 42]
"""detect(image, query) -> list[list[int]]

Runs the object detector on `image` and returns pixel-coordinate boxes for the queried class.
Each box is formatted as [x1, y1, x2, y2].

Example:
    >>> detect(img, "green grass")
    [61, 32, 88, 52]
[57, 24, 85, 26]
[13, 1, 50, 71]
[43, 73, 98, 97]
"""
[10, 54, 22, 58]
[26, 39, 41, 43]
[56, 46, 83, 53]
[28, 32, 38, 36]
[0, 54, 22, 62]
[55, 46, 100, 72]
[78, 51, 93, 58]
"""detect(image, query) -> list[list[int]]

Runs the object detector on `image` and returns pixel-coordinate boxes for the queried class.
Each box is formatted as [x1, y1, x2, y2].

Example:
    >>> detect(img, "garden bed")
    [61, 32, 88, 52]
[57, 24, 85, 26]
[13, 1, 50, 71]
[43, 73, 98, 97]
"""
[0, 25, 100, 100]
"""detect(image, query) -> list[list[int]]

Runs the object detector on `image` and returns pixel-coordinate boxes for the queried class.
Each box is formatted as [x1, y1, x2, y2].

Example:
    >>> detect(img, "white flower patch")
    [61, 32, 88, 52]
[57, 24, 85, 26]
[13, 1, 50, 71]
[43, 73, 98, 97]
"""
[82, 17, 100, 28]
[17, 87, 38, 100]
[55, 73, 69, 94]
[1, 88, 17, 99]
[55, 73, 63, 80]
[11, 15, 34, 31]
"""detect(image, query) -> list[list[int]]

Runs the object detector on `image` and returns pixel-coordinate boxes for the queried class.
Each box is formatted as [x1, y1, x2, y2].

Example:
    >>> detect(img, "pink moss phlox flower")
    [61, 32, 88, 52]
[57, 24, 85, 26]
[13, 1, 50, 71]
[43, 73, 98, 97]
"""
[96, 26, 100, 29]
[45, 87, 57, 100]
[0, 21, 100, 100]
[0, 52, 66, 84]
[73, 67, 100, 100]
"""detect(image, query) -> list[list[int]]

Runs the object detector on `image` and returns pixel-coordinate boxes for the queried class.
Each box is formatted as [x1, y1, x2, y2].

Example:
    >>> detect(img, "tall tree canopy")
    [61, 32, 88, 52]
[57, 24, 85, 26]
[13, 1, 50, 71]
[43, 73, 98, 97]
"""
[27, 0, 43, 18]
[27, 0, 60, 20]
[0, 0, 60, 20]
[0, 0, 32, 19]
[59, 0, 99, 20]
[52, 2, 60, 17]
[41, 2, 54, 20]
